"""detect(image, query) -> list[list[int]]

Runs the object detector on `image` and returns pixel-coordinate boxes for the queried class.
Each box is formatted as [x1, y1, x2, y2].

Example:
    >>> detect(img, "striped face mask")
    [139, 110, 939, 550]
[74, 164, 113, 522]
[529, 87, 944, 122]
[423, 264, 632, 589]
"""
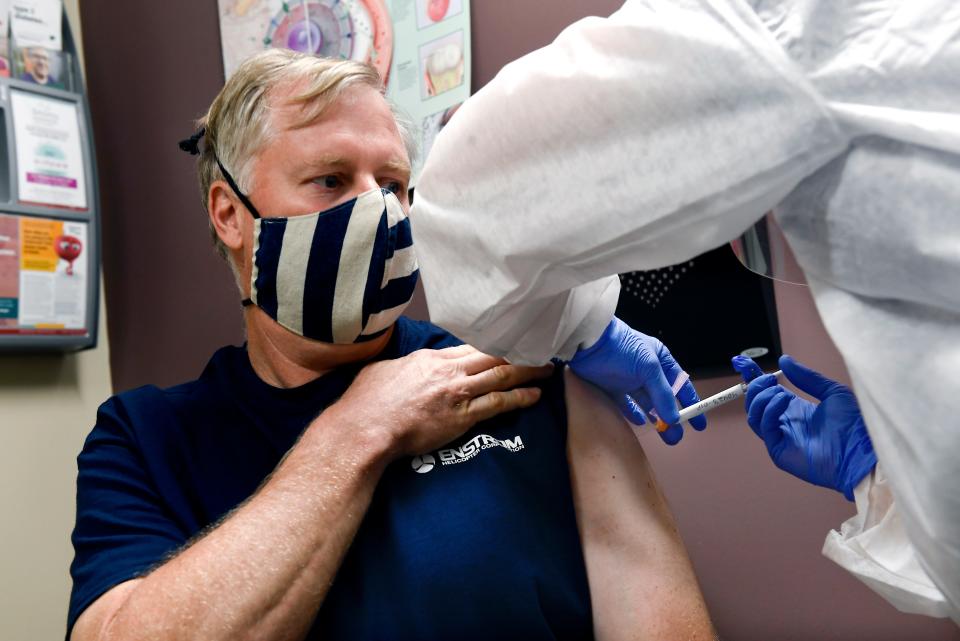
[176, 133, 417, 343]
[240, 187, 418, 343]
[218, 161, 418, 343]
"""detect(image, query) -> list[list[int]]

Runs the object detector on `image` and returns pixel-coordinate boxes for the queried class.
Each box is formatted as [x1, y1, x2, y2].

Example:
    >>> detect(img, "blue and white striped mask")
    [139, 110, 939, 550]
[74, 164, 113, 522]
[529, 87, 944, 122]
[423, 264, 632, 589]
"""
[239, 187, 419, 344]
[175, 135, 418, 343]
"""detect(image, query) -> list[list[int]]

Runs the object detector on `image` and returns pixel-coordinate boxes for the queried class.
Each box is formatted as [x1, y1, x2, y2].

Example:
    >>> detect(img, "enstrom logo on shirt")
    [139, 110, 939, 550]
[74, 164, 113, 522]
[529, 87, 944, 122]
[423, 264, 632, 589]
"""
[410, 434, 525, 473]
[411, 454, 436, 473]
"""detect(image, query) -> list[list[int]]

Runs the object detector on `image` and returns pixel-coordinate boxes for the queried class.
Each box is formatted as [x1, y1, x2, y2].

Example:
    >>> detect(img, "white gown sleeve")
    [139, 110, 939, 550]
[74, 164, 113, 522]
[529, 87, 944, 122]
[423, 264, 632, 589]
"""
[410, 0, 847, 364]
[822, 465, 953, 619]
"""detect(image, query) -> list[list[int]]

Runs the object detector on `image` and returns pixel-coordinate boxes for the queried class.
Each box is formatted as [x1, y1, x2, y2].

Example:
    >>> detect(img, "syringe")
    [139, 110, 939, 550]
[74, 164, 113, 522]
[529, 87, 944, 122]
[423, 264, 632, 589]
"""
[654, 370, 783, 432]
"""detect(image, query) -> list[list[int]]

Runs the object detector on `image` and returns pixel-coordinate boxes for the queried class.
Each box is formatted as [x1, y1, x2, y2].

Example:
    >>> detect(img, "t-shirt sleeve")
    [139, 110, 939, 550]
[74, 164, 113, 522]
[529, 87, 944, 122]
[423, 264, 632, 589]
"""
[67, 392, 188, 636]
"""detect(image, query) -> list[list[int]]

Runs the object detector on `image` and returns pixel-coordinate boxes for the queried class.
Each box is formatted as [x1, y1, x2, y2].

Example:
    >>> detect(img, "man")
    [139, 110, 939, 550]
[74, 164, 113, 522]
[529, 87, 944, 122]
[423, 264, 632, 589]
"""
[410, 0, 960, 621]
[67, 49, 715, 641]
[20, 46, 55, 85]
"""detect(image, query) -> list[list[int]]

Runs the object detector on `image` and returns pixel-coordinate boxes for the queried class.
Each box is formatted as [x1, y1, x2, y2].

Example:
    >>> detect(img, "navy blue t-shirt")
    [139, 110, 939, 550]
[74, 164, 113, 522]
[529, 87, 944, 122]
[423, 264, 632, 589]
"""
[68, 317, 593, 640]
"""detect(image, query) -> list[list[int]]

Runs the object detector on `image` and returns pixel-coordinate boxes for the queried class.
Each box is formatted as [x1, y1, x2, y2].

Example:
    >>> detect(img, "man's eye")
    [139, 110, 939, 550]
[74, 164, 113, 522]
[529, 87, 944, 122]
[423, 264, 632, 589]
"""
[315, 175, 342, 189]
[383, 181, 403, 194]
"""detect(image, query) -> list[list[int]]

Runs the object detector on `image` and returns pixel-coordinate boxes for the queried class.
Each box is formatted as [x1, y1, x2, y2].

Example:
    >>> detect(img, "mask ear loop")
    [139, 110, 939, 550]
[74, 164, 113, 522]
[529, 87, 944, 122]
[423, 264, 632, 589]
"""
[178, 126, 262, 220]
[214, 157, 262, 220]
[179, 127, 262, 308]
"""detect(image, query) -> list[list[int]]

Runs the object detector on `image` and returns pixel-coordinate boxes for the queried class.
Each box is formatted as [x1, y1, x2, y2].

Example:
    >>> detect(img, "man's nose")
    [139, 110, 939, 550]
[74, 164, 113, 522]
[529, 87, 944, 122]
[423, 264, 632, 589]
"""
[352, 174, 380, 196]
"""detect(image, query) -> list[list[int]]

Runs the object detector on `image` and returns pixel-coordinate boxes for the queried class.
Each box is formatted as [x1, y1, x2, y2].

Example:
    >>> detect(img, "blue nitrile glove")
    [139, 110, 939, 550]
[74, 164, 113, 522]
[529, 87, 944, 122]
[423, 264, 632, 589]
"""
[731, 354, 877, 500]
[570, 317, 706, 445]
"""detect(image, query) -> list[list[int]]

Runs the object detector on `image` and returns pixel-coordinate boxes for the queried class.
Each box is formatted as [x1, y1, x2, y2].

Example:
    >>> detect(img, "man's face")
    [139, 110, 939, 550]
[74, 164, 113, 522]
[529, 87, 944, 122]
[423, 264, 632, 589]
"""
[248, 83, 410, 217]
[25, 48, 50, 84]
[236, 83, 411, 286]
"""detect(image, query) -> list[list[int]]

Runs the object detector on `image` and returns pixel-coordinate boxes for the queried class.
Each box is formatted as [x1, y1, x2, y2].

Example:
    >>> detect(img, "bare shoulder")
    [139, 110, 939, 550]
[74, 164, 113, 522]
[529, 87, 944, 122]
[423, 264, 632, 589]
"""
[563, 368, 716, 641]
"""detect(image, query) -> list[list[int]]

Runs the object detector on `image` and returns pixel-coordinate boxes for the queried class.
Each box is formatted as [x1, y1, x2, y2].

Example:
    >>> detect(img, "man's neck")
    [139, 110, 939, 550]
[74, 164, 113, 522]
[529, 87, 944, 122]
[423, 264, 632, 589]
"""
[244, 308, 394, 388]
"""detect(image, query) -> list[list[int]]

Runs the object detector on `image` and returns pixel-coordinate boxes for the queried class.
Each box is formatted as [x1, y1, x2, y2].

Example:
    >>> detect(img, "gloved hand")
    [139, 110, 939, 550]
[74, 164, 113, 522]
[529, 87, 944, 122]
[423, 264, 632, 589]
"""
[570, 316, 705, 445]
[731, 354, 877, 500]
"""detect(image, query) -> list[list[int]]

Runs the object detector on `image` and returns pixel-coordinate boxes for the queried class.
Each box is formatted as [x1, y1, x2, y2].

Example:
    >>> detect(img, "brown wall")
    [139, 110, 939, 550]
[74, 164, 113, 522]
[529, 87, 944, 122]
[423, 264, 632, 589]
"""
[82, 0, 244, 391]
[81, 1, 958, 639]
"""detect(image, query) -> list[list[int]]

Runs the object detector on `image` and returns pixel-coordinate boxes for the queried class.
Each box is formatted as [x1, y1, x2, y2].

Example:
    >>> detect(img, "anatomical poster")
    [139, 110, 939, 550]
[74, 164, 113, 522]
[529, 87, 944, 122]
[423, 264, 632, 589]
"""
[217, 0, 471, 185]
[11, 89, 88, 209]
[0, 213, 88, 334]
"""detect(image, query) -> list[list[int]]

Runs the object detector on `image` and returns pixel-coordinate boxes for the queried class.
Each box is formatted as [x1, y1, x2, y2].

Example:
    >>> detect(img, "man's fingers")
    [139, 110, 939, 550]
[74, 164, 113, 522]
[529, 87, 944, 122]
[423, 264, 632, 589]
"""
[437, 344, 478, 359]
[465, 387, 542, 423]
[459, 350, 510, 375]
[467, 363, 554, 394]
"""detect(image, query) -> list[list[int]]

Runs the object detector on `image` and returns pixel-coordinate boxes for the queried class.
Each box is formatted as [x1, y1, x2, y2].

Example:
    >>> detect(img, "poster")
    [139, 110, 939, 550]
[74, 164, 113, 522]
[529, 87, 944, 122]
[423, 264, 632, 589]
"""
[0, 213, 87, 335]
[11, 89, 88, 210]
[218, 1, 396, 82]
[216, 0, 471, 185]
[386, 0, 469, 182]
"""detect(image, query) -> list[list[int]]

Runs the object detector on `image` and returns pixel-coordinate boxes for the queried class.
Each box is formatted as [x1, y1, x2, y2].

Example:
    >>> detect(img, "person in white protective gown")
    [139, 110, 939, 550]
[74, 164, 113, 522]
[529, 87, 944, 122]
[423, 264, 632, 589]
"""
[409, 0, 960, 624]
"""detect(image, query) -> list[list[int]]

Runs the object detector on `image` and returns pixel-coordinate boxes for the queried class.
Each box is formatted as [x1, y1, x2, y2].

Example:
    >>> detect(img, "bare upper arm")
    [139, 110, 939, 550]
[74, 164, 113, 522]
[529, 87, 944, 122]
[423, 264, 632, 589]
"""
[564, 368, 716, 641]
[71, 579, 142, 641]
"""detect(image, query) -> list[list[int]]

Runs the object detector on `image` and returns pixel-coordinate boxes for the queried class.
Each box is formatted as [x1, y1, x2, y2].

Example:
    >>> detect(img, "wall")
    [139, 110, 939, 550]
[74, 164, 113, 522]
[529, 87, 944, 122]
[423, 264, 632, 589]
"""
[75, 0, 958, 639]
[0, 3, 114, 641]
[81, 0, 241, 393]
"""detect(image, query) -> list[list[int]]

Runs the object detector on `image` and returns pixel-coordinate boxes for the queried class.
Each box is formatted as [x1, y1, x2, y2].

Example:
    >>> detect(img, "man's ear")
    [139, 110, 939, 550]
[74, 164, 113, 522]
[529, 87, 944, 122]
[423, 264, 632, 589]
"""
[208, 181, 245, 252]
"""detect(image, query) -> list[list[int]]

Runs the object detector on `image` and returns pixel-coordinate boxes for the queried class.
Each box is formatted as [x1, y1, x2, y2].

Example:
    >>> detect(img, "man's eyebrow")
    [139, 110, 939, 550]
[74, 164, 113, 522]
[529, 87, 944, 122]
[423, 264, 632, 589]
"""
[300, 157, 410, 176]
[304, 155, 353, 170]
[383, 159, 411, 176]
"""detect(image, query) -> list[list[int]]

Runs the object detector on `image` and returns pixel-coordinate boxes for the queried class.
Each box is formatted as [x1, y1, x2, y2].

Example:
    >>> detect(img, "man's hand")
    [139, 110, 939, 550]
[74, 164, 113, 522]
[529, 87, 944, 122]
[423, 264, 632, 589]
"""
[570, 317, 705, 445]
[332, 344, 554, 457]
[732, 354, 877, 500]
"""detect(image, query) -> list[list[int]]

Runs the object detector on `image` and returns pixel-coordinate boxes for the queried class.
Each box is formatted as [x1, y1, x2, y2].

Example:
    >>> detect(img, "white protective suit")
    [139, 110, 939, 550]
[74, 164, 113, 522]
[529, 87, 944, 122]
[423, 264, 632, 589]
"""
[410, 0, 960, 623]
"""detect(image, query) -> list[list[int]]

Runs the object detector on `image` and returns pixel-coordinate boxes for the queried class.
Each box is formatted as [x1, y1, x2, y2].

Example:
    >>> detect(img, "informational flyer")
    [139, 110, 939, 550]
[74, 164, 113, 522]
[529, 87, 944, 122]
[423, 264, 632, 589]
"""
[0, 213, 88, 335]
[11, 89, 88, 210]
[0, 214, 19, 328]
[10, 0, 62, 50]
[216, 0, 471, 185]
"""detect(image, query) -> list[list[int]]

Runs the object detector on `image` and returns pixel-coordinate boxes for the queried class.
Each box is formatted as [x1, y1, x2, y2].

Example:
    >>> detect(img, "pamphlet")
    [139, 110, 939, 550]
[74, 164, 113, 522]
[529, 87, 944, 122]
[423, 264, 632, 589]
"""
[11, 89, 87, 209]
[10, 0, 62, 51]
[0, 212, 88, 334]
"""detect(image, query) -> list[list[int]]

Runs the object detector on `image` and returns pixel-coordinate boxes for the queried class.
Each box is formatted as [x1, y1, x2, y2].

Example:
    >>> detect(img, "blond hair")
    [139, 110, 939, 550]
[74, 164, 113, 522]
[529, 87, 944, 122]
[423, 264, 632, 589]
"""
[194, 49, 418, 259]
